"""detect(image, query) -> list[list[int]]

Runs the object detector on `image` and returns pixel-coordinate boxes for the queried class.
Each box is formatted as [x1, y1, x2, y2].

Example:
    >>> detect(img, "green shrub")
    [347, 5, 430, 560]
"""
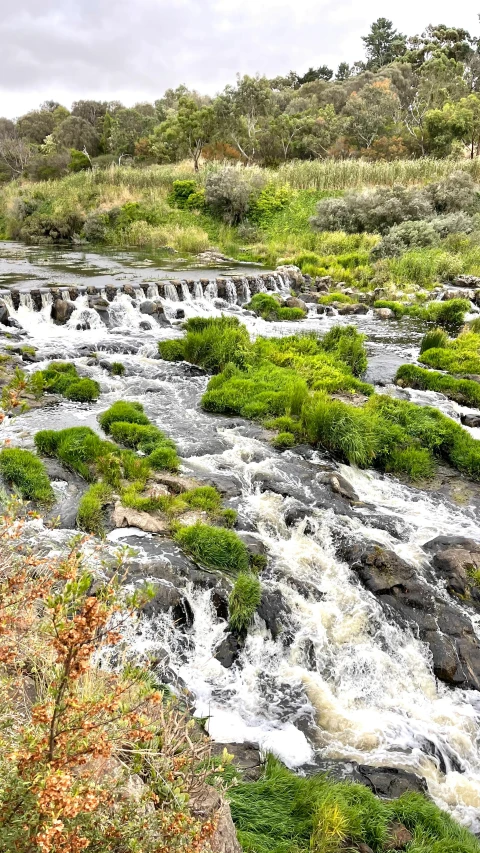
[204, 167, 253, 224]
[419, 331, 480, 375]
[386, 446, 436, 480]
[229, 574, 262, 633]
[183, 486, 222, 514]
[148, 445, 179, 472]
[169, 179, 198, 208]
[0, 448, 54, 503]
[111, 362, 125, 376]
[174, 523, 249, 574]
[109, 421, 163, 452]
[419, 328, 448, 354]
[158, 340, 186, 362]
[396, 364, 480, 407]
[246, 294, 306, 322]
[77, 483, 112, 536]
[311, 184, 434, 234]
[64, 378, 100, 402]
[99, 401, 149, 433]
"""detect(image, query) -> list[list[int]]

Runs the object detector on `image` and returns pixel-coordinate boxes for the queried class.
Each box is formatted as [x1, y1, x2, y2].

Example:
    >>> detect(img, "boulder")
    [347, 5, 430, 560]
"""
[215, 633, 245, 668]
[374, 307, 394, 320]
[257, 589, 291, 640]
[340, 541, 480, 691]
[384, 822, 413, 851]
[461, 413, 480, 428]
[276, 264, 304, 287]
[432, 546, 480, 597]
[283, 296, 308, 312]
[141, 582, 194, 628]
[51, 299, 75, 324]
[212, 742, 263, 781]
[453, 274, 480, 289]
[112, 501, 169, 534]
[189, 786, 242, 853]
[351, 303, 369, 315]
[152, 472, 200, 493]
[0, 299, 9, 325]
[139, 300, 157, 315]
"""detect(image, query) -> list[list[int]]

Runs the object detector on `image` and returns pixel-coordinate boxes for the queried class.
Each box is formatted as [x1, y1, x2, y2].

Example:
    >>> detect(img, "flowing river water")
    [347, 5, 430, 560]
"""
[2, 244, 480, 832]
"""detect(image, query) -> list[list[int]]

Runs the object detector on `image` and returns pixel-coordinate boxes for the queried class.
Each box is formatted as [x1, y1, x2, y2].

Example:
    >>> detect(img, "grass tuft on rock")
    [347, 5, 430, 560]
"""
[33, 362, 100, 402]
[0, 447, 54, 503]
[395, 364, 480, 408]
[246, 293, 306, 321]
[174, 522, 249, 574]
[229, 573, 262, 633]
[77, 482, 112, 536]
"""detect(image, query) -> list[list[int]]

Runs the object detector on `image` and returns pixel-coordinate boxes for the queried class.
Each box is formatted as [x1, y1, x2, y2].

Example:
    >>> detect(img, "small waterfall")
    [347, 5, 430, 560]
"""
[224, 278, 237, 304]
[238, 277, 251, 304]
[205, 281, 218, 299]
[164, 283, 179, 302]
[107, 293, 144, 330]
[194, 281, 204, 300]
[180, 281, 191, 301]
[67, 295, 106, 330]
[60, 288, 70, 301]
[147, 283, 160, 300]
[41, 292, 53, 310]
[2, 292, 14, 312]
[19, 292, 34, 311]
[99, 288, 108, 301]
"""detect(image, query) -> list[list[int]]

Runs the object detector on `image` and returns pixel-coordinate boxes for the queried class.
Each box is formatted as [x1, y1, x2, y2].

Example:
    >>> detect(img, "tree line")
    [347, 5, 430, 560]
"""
[1, 18, 480, 181]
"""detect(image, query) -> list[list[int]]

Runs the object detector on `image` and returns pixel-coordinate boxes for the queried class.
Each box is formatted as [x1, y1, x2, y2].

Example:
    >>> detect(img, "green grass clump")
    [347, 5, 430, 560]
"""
[108, 421, 164, 452]
[318, 292, 353, 305]
[320, 325, 367, 377]
[272, 432, 296, 449]
[229, 574, 262, 633]
[229, 755, 480, 853]
[35, 426, 111, 482]
[174, 523, 249, 575]
[111, 362, 125, 375]
[302, 394, 378, 467]
[374, 299, 406, 318]
[77, 482, 112, 536]
[420, 328, 449, 354]
[148, 445, 179, 472]
[181, 316, 252, 373]
[246, 293, 306, 321]
[0, 447, 54, 503]
[374, 299, 469, 332]
[396, 364, 480, 407]
[33, 362, 100, 402]
[158, 339, 186, 362]
[419, 331, 480, 375]
[98, 400, 150, 433]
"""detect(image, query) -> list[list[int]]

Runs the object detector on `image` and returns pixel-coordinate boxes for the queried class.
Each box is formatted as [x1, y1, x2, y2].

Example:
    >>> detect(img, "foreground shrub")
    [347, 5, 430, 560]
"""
[229, 574, 262, 633]
[396, 364, 480, 408]
[0, 447, 54, 502]
[174, 523, 249, 574]
[0, 518, 218, 853]
[302, 394, 378, 467]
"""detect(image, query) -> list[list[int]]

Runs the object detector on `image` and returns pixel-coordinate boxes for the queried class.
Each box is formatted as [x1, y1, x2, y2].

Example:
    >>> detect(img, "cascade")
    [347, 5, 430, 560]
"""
[205, 281, 218, 299]
[180, 281, 191, 301]
[147, 283, 160, 300]
[239, 277, 251, 303]
[224, 278, 237, 304]
[194, 281, 204, 300]
[19, 292, 34, 310]
[2, 292, 14, 312]
[41, 292, 53, 309]
[163, 282, 179, 301]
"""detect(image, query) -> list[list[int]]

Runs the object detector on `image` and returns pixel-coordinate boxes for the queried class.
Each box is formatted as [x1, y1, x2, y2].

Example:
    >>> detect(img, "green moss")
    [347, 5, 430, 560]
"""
[174, 523, 249, 575]
[396, 364, 480, 408]
[77, 482, 112, 536]
[229, 573, 262, 633]
[0, 447, 54, 503]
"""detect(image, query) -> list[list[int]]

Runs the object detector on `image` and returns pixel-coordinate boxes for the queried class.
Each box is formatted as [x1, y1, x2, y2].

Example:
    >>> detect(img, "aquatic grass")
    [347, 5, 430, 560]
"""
[110, 362, 125, 375]
[98, 400, 150, 433]
[0, 447, 54, 503]
[158, 339, 186, 362]
[174, 523, 249, 575]
[77, 482, 112, 536]
[395, 364, 480, 408]
[148, 445, 179, 472]
[272, 431, 296, 449]
[246, 293, 306, 321]
[228, 574, 262, 633]
[33, 362, 100, 403]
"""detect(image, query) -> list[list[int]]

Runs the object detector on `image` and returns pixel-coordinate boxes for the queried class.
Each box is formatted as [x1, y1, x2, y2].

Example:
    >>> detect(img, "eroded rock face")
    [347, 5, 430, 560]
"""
[189, 785, 241, 853]
[0, 299, 9, 325]
[339, 541, 480, 691]
[51, 299, 75, 324]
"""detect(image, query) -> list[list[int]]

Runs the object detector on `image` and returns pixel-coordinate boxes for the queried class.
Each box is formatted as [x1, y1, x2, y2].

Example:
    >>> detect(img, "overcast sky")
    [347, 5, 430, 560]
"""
[0, 0, 478, 118]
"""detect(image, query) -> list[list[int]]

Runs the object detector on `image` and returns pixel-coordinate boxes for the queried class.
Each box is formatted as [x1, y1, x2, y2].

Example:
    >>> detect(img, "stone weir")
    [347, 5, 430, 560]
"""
[0, 268, 299, 326]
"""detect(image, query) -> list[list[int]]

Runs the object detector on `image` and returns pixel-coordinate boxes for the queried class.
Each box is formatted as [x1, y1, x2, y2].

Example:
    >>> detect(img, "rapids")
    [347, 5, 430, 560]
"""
[2, 244, 480, 832]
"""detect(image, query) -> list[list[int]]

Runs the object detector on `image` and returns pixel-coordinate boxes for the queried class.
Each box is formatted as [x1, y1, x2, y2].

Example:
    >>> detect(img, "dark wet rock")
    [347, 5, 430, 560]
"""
[237, 533, 267, 558]
[51, 299, 75, 324]
[284, 500, 311, 526]
[141, 583, 194, 628]
[304, 759, 427, 798]
[215, 633, 245, 668]
[43, 459, 89, 529]
[257, 589, 291, 640]
[351, 303, 369, 315]
[286, 576, 325, 602]
[139, 320, 153, 330]
[327, 472, 359, 502]
[355, 510, 410, 541]
[139, 300, 157, 315]
[212, 590, 229, 621]
[432, 546, 480, 598]
[340, 541, 480, 691]
[461, 413, 480, 428]
[0, 299, 9, 325]
[424, 535, 480, 554]
[204, 473, 243, 498]
[211, 742, 263, 781]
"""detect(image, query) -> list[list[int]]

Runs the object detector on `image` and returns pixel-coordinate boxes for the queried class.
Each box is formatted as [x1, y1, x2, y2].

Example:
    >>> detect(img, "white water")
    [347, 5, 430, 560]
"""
[3, 273, 480, 832]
